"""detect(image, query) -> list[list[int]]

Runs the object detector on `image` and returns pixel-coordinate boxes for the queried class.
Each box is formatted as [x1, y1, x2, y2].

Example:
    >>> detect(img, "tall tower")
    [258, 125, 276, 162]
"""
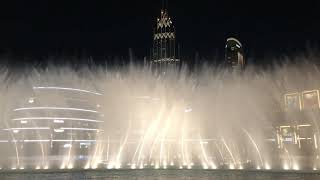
[225, 37, 245, 71]
[151, 3, 180, 72]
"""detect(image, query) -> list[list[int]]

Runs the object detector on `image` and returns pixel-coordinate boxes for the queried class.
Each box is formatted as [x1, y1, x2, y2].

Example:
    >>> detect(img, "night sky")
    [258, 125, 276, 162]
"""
[0, 0, 319, 62]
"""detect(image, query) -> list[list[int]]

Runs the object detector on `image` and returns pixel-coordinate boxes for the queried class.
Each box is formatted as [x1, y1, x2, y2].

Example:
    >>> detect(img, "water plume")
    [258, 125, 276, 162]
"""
[0, 54, 319, 170]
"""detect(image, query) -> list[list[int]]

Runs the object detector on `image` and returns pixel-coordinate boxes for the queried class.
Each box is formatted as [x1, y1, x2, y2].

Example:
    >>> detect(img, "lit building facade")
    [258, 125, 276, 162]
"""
[268, 89, 320, 169]
[151, 8, 180, 72]
[276, 90, 320, 150]
[225, 37, 245, 71]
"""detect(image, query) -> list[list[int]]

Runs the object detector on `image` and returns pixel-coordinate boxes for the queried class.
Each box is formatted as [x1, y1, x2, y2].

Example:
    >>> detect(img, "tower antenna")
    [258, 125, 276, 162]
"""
[162, 0, 168, 10]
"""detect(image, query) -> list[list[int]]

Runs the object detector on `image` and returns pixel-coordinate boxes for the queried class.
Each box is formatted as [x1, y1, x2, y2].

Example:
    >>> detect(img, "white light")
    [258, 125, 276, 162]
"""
[293, 164, 299, 170]
[54, 119, 64, 123]
[68, 164, 73, 169]
[179, 166, 183, 169]
[11, 167, 16, 170]
[24, 140, 50, 142]
[229, 164, 235, 169]
[20, 120, 28, 124]
[60, 127, 100, 131]
[115, 163, 121, 169]
[256, 166, 261, 170]
[202, 164, 208, 169]
[54, 129, 64, 133]
[13, 117, 103, 123]
[28, 98, 34, 103]
[35, 166, 41, 170]
[211, 163, 217, 169]
[163, 161, 167, 167]
[63, 144, 72, 148]
[80, 142, 91, 146]
[155, 164, 159, 169]
[33, 86, 102, 96]
[44, 165, 49, 169]
[184, 107, 192, 113]
[14, 107, 99, 114]
[13, 130, 19, 133]
[19, 167, 24, 170]
[107, 164, 114, 169]
[283, 164, 289, 170]
[297, 124, 311, 127]
[53, 139, 96, 142]
[313, 167, 317, 170]
[265, 163, 271, 170]
[6, 127, 50, 131]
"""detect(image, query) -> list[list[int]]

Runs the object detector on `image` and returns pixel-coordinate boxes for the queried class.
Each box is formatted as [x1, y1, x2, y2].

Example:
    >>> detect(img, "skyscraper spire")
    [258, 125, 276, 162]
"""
[161, 0, 169, 10]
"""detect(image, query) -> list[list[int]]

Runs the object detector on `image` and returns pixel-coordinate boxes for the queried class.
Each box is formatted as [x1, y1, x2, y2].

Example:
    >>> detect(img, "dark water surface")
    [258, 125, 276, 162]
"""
[1, 169, 319, 180]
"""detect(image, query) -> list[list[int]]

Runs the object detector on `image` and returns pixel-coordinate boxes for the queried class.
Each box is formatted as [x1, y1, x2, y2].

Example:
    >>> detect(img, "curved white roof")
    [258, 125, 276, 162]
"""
[226, 37, 242, 47]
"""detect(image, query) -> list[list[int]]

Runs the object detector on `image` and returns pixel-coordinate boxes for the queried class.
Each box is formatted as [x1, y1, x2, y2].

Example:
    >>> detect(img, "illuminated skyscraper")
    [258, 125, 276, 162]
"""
[151, 5, 180, 72]
[225, 37, 245, 71]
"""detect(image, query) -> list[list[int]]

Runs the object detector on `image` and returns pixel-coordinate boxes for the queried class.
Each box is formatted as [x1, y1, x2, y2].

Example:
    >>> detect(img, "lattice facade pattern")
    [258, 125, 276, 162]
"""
[151, 9, 180, 67]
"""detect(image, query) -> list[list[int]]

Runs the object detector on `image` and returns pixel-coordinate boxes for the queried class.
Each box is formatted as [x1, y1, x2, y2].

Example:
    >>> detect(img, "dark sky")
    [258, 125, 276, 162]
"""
[0, 0, 319, 61]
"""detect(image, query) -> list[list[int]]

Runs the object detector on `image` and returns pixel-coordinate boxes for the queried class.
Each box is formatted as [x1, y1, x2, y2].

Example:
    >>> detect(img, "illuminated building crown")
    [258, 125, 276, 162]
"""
[151, 7, 180, 69]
